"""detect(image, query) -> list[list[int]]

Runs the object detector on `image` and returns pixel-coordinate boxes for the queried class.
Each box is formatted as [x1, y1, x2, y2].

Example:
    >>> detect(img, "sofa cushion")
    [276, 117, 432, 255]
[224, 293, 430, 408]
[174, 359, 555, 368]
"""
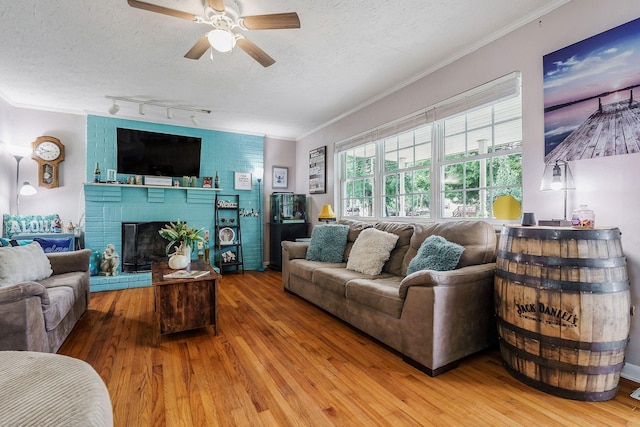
[402, 221, 496, 276]
[306, 224, 349, 263]
[346, 228, 399, 275]
[42, 286, 75, 331]
[374, 222, 414, 276]
[338, 219, 374, 261]
[0, 242, 53, 287]
[312, 267, 393, 296]
[345, 276, 405, 318]
[407, 235, 464, 275]
[288, 259, 346, 283]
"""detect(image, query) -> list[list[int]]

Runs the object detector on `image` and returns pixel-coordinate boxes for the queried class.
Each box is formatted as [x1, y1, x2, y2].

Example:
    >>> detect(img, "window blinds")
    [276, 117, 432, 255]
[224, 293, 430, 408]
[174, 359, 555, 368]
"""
[335, 71, 521, 153]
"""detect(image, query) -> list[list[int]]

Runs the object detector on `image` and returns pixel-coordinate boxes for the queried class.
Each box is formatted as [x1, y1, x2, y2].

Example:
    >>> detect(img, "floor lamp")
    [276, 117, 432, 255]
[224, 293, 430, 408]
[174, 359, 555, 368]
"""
[7, 145, 37, 215]
[255, 167, 266, 272]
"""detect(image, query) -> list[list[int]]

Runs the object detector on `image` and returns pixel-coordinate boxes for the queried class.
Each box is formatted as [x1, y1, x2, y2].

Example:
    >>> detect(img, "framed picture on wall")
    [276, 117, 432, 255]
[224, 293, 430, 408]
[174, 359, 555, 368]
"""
[234, 172, 252, 190]
[309, 146, 326, 194]
[273, 166, 288, 189]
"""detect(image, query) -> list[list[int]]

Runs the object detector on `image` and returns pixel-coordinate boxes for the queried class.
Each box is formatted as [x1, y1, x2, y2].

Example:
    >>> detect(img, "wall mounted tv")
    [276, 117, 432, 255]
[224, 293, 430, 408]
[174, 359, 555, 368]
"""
[116, 128, 202, 177]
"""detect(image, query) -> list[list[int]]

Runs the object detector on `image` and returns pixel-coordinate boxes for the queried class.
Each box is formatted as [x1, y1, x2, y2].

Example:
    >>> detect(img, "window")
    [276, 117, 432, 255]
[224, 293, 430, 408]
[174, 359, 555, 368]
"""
[336, 72, 522, 221]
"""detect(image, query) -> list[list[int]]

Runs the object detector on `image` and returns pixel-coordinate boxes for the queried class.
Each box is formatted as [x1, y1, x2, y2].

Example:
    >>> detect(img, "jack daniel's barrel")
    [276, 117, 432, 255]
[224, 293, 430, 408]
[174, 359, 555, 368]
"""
[494, 225, 630, 401]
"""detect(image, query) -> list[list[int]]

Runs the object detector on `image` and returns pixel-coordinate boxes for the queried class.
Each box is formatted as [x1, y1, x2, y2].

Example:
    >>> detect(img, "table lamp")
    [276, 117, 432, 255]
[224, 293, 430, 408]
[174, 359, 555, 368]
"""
[538, 159, 575, 226]
[318, 204, 336, 223]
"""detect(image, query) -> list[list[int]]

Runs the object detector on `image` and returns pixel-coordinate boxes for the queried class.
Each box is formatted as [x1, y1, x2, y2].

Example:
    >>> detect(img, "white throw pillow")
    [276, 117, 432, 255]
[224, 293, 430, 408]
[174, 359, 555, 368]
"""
[346, 228, 399, 275]
[0, 242, 53, 286]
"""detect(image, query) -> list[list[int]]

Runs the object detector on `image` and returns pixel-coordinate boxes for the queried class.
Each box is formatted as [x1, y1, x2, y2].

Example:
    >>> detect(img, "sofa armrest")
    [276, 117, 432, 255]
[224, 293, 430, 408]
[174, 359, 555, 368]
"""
[0, 282, 49, 306]
[47, 249, 92, 275]
[400, 263, 497, 372]
[0, 282, 50, 352]
[281, 241, 309, 260]
[399, 263, 495, 299]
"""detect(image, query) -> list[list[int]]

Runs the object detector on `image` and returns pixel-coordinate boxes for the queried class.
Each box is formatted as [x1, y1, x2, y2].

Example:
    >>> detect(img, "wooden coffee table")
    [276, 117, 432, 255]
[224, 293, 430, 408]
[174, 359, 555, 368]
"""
[151, 260, 221, 342]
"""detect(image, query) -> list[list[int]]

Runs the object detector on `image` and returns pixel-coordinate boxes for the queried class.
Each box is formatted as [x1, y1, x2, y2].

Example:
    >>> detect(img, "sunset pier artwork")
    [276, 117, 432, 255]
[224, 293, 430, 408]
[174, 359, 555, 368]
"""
[545, 91, 640, 163]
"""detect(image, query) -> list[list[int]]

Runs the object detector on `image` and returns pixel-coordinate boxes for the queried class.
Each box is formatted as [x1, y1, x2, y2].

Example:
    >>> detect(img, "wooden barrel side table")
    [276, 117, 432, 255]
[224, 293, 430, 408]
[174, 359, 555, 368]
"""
[494, 225, 630, 401]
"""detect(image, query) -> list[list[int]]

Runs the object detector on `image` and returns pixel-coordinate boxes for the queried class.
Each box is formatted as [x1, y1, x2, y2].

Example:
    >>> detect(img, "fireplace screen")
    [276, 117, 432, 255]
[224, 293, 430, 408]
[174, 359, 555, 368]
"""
[122, 222, 172, 272]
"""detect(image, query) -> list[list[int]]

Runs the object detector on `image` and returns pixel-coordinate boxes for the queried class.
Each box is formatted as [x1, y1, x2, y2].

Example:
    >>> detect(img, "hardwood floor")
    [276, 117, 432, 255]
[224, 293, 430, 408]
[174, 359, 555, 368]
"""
[59, 270, 640, 426]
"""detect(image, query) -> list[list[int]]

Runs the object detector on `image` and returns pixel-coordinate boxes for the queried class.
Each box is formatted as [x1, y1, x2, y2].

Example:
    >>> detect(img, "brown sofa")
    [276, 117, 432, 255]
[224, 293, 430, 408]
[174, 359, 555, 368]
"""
[281, 219, 497, 376]
[0, 248, 92, 353]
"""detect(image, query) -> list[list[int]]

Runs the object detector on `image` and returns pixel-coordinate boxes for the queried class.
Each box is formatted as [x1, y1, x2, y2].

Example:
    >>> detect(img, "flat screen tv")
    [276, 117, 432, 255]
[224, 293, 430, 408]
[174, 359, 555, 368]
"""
[117, 128, 202, 177]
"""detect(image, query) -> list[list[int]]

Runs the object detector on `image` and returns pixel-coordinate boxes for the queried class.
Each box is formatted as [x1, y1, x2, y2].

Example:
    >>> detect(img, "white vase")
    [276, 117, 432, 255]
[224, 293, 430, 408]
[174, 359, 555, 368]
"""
[168, 254, 189, 269]
[168, 242, 191, 269]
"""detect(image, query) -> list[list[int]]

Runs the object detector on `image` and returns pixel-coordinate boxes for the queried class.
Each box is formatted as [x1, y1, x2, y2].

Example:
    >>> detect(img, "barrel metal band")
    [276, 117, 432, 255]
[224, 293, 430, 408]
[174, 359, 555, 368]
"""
[495, 269, 630, 293]
[497, 317, 629, 352]
[497, 250, 627, 268]
[501, 227, 620, 240]
[499, 339, 625, 375]
[502, 363, 620, 402]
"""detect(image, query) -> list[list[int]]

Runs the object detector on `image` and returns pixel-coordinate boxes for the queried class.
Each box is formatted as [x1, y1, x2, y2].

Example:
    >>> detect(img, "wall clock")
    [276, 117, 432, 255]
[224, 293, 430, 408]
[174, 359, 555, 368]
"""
[31, 136, 65, 188]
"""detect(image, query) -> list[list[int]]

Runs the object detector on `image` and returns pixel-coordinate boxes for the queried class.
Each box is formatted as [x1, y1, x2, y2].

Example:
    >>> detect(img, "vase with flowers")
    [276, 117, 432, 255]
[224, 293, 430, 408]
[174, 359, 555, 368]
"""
[158, 220, 205, 270]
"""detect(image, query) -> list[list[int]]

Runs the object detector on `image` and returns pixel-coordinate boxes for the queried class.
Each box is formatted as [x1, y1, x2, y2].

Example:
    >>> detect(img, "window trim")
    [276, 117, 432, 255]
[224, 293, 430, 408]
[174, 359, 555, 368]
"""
[335, 72, 522, 224]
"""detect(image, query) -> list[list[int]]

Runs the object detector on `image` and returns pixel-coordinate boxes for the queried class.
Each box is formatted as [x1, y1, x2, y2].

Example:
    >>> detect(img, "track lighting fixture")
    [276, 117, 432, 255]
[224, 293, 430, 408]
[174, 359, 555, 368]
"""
[109, 100, 120, 115]
[105, 96, 211, 126]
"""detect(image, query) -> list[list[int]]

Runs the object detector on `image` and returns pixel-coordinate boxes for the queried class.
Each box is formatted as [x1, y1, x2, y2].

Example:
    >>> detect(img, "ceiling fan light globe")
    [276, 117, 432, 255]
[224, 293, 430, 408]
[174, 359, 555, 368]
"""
[208, 29, 236, 52]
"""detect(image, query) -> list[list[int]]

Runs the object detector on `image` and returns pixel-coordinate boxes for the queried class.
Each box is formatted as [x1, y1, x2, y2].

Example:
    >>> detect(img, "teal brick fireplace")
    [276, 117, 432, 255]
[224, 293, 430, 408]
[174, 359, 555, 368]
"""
[84, 115, 264, 291]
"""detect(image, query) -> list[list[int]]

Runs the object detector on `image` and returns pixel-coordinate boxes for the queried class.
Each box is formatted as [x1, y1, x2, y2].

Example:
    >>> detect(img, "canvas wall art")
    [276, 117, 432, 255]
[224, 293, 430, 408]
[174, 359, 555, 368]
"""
[543, 17, 640, 162]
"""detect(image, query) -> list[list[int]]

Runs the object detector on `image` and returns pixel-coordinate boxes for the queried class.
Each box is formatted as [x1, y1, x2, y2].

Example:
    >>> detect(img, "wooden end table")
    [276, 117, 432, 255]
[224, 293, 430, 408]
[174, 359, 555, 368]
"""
[151, 260, 221, 343]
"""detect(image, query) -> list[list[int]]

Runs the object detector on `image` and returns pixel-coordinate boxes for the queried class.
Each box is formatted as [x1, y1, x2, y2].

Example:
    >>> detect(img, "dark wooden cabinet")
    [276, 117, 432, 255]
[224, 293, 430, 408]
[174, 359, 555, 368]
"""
[268, 222, 308, 270]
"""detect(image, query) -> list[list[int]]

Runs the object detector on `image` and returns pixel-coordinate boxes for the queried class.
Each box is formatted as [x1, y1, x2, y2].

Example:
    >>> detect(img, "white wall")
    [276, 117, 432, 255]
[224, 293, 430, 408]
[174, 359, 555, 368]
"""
[0, 101, 86, 225]
[263, 136, 297, 263]
[296, 0, 640, 370]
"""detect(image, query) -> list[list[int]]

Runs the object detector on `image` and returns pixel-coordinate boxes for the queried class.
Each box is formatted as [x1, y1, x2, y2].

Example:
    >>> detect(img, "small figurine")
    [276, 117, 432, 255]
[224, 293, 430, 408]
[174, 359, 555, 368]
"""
[99, 243, 120, 276]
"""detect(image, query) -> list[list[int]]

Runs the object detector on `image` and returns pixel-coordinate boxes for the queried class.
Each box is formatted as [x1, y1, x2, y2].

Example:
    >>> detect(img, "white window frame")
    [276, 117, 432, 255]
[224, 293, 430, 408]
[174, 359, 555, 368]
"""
[335, 72, 522, 223]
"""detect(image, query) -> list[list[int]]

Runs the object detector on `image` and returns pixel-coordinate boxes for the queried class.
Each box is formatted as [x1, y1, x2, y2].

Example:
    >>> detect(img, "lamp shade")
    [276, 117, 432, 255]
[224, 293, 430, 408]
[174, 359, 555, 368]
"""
[19, 182, 37, 196]
[492, 195, 521, 220]
[540, 160, 575, 191]
[318, 204, 336, 222]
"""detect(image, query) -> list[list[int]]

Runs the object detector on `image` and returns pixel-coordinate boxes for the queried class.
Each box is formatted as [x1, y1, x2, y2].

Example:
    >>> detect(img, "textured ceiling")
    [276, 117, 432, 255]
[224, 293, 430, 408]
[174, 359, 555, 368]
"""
[0, 0, 567, 139]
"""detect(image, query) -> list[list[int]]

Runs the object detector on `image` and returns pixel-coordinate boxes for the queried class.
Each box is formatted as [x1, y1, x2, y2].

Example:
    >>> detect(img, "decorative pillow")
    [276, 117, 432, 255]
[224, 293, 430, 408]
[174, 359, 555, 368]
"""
[3, 214, 62, 238]
[0, 242, 53, 287]
[346, 228, 399, 275]
[33, 237, 74, 253]
[0, 238, 33, 247]
[406, 235, 464, 275]
[306, 224, 349, 263]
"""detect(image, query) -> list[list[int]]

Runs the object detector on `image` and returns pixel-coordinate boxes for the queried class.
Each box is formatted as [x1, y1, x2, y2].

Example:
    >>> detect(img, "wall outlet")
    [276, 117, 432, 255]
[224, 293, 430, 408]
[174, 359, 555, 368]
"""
[631, 388, 640, 401]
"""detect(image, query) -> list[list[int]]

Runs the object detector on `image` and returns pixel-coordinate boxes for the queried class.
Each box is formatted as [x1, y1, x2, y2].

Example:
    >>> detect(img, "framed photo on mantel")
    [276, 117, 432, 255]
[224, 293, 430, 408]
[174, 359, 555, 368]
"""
[309, 146, 326, 194]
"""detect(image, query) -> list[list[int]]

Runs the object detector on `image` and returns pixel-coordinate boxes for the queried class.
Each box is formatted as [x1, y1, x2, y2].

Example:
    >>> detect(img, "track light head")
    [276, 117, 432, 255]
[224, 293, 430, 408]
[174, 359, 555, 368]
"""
[108, 100, 120, 115]
[191, 115, 200, 126]
[138, 103, 146, 115]
[166, 108, 173, 119]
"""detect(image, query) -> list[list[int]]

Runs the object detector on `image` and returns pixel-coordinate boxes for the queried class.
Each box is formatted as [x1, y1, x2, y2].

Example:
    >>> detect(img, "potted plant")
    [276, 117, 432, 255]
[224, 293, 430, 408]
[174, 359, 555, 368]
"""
[158, 220, 205, 269]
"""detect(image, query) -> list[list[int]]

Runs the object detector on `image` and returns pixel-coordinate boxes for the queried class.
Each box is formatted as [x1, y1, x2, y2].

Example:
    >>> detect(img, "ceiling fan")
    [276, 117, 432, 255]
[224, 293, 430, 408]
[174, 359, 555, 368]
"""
[127, 0, 300, 67]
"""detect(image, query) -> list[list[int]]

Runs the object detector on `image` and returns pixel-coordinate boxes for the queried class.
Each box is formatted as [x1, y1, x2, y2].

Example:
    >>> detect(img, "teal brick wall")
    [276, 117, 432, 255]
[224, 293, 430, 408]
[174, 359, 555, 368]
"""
[85, 115, 264, 290]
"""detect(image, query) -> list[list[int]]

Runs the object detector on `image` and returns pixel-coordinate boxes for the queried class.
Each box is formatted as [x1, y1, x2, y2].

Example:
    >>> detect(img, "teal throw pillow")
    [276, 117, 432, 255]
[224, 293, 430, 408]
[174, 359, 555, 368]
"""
[407, 235, 464, 275]
[306, 224, 349, 263]
[0, 237, 33, 247]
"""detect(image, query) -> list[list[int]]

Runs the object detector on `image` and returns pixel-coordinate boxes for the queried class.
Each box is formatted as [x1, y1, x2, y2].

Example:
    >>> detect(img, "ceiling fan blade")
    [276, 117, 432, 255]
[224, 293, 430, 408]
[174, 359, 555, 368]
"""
[184, 35, 211, 60]
[242, 12, 300, 30]
[127, 0, 197, 21]
[207, 0, 225, 13]
[236, 38, 275, 67]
